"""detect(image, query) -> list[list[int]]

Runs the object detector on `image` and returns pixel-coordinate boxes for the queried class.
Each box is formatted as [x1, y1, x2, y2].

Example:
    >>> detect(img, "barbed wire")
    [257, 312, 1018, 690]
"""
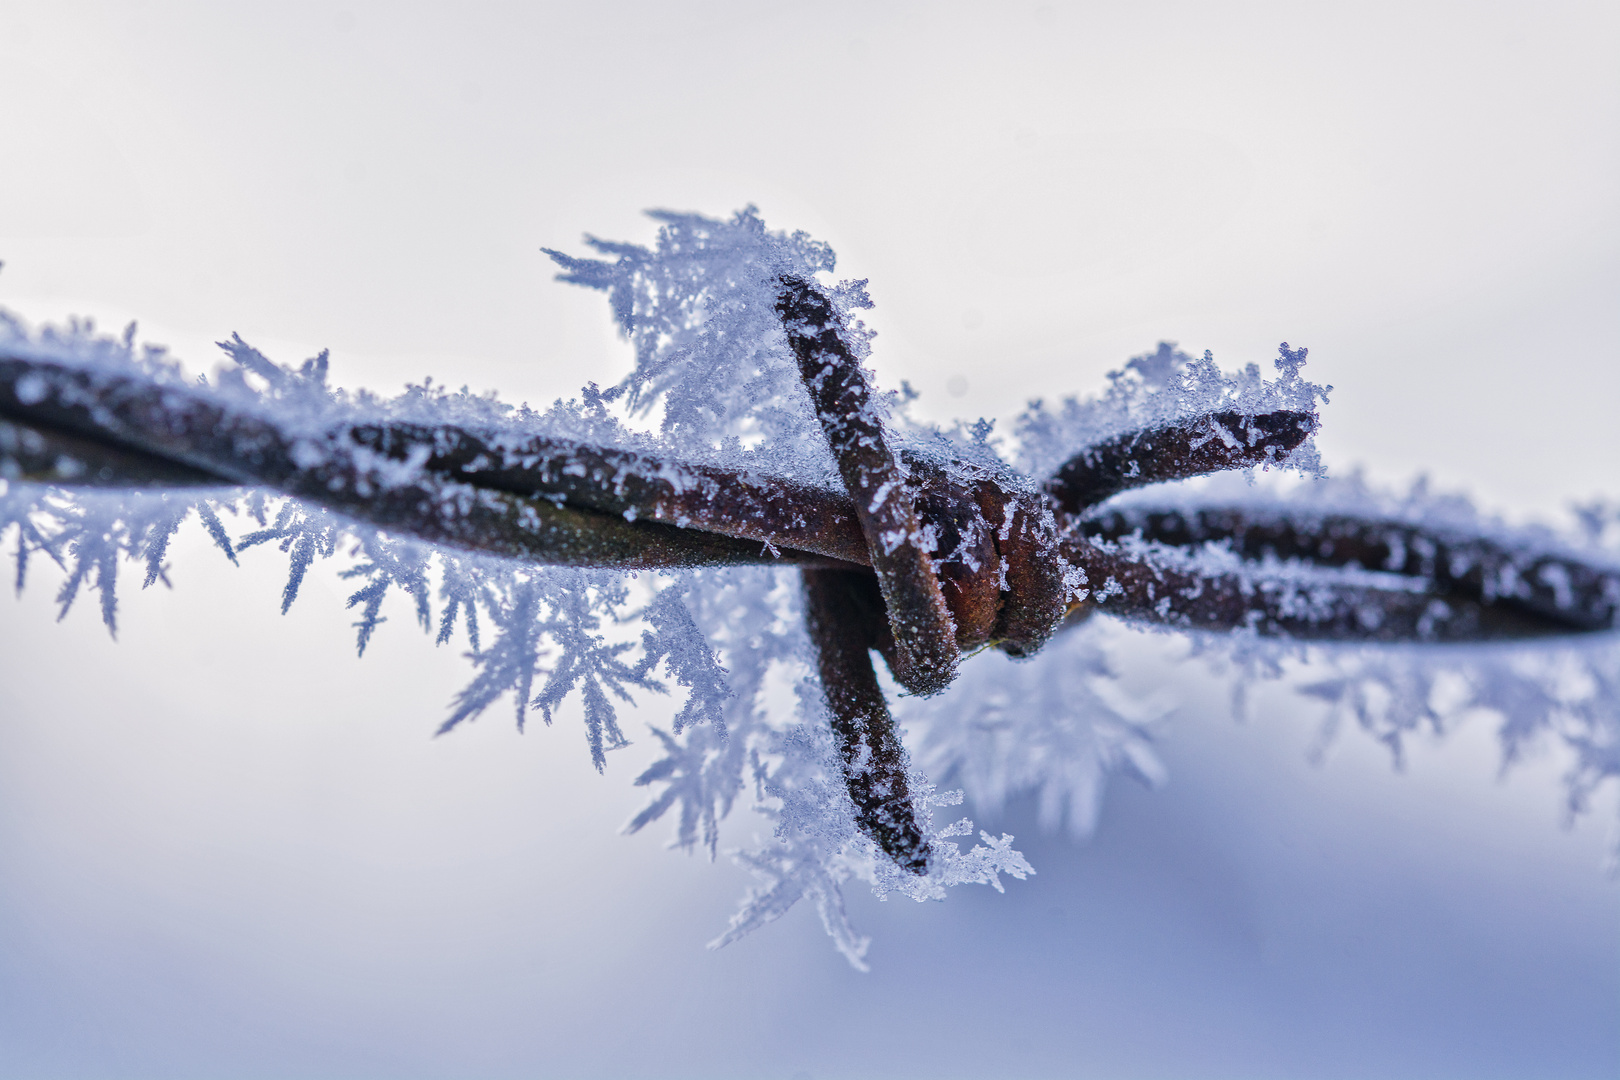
[3, 276, 1616, 874]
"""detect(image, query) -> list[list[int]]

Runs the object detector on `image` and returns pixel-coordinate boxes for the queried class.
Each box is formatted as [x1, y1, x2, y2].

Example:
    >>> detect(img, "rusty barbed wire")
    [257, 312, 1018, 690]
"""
[3, 278, 1618, 875]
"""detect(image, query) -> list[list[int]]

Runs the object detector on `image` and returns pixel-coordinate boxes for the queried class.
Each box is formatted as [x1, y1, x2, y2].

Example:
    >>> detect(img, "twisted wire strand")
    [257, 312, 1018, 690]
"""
[4, 335, 1617, 873]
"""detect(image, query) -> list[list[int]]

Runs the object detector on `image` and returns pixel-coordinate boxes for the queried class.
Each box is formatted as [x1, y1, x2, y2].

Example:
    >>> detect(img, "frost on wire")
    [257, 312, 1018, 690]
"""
[2, 208, 1618, 968]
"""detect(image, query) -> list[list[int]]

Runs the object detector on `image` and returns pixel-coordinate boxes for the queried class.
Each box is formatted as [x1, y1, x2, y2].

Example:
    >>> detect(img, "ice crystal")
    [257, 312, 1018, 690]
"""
[906, 620, 1171, 839]
[543, 206, 857, 483]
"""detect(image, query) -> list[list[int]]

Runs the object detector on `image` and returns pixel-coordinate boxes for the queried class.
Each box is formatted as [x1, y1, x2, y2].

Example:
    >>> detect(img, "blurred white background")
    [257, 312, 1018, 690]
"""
[1, 2, 1616, 1077]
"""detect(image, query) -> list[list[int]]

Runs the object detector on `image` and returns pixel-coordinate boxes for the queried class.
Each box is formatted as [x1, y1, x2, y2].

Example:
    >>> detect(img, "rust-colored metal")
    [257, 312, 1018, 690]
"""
[976, 481, 1070, 657]
[0, 414, 220, 489]
[903, 455, 1002, 652]
[1081, 504, 1620, 636]
[802, 566, 932, 874]
[777, 276, 960, 696]
[1058, 532, 1595, 642]
[0, 357, 858, 571]
[896, 454, 1069, 659]
[1045, 409, 1318, 517]
[348, 422, 871, 566]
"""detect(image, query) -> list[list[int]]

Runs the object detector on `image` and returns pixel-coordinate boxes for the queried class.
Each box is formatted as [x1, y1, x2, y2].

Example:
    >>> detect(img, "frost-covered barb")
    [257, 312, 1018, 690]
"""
[3, 207, 1619, 964]
[1016, 339, 1329, 484]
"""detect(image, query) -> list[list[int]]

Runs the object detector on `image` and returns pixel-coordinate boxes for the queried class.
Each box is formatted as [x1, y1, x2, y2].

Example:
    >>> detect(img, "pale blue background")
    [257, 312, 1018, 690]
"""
[1, 2, 1617, 1077]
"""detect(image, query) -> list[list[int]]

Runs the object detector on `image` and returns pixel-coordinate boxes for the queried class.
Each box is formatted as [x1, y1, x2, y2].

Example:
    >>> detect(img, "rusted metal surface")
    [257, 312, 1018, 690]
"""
[0, 414, 221, 489]
[1057, 532, 1599, 641]
[348, 421, 872, 566]
[1045, 409, 1318, 517]
[802, 567, 932, 874]
[977, 481, 1070, 658]
[903, 454, 1002, 652]
[0, 356, 856, 571]
[1082, 504, 1620, 636]
[777, 276, 961, 697]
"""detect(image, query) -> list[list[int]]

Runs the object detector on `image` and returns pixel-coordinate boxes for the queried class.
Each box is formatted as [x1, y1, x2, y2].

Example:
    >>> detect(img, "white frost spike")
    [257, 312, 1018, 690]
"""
[711, 830, 872, 971]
